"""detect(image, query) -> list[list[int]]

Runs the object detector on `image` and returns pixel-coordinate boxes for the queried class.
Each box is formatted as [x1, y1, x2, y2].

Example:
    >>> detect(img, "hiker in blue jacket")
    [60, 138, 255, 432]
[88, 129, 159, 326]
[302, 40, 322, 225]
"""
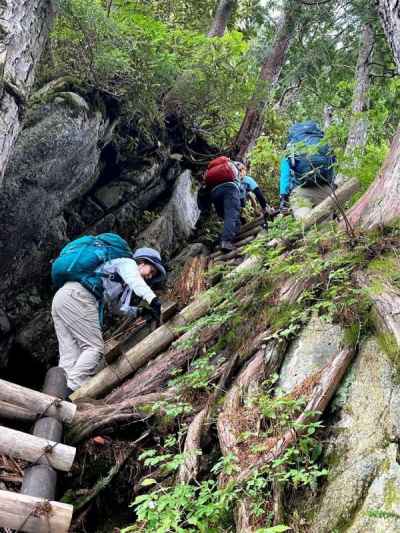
[279, 121, 336, 221]
[237, 162, 269, 216]
[51, 242, 166, 395]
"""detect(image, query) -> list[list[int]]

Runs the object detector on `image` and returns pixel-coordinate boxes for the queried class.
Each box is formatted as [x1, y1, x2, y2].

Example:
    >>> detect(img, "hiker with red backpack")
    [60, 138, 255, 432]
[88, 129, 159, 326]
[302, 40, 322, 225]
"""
[50, 234, 166, 395]
[203, 156, 242, 252]
[279, 121, 336, 220]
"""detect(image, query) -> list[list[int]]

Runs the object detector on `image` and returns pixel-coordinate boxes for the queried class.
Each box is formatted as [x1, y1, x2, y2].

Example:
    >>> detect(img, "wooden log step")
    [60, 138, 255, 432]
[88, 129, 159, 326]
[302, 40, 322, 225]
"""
[209, 229, 262, 260]
[0, 489, 73, 532]
[0, 400, 36, 423]
[0, 379, 76, 424]
[104, 301, 179, 364]
[0, 426, 76, 472]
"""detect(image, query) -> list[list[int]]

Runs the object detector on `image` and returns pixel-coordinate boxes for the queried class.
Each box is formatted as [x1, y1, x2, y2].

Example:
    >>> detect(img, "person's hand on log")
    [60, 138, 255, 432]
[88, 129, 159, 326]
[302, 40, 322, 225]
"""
[148, 297, 162, 327]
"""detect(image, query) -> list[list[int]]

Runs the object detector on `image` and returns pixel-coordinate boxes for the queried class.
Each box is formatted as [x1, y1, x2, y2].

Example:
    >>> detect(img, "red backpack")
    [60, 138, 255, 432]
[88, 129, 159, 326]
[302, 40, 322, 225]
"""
[204, 156, 236, 187]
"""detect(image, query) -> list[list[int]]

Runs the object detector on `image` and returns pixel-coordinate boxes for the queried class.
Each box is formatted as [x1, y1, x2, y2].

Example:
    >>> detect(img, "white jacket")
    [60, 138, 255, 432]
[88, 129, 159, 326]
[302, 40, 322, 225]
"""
[96, 257, 156, 317]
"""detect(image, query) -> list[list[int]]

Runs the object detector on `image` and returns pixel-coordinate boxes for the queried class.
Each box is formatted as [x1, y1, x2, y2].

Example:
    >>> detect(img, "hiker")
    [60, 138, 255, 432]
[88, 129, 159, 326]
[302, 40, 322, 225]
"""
[237, 162, 269, 216]
[202, 156, 242, 252]
[51, 234, 166, 395]
[279, 121, 336, 220]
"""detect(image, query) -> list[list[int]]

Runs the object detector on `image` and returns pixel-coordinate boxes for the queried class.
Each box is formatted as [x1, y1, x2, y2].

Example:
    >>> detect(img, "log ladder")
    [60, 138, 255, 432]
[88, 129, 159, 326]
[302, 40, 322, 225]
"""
[0, 369, 76, 532]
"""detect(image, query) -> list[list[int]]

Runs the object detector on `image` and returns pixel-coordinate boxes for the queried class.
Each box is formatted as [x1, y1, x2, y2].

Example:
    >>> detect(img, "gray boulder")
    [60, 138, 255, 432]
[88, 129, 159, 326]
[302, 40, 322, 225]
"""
[137, 170, 200, 256]
[308, 337, 400, 532]
[0, 91, 111, 303]
[277, 314, 344, 394]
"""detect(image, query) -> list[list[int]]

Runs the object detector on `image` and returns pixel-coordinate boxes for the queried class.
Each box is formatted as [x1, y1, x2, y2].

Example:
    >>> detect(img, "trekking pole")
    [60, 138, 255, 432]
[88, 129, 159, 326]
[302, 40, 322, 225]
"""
[313, 178, 357, 242]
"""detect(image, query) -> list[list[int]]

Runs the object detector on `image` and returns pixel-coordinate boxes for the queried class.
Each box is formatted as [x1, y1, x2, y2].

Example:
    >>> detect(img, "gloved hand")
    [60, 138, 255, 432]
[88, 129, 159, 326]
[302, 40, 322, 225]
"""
[149, 297, 162, 326]
[279, 194, 290, 215]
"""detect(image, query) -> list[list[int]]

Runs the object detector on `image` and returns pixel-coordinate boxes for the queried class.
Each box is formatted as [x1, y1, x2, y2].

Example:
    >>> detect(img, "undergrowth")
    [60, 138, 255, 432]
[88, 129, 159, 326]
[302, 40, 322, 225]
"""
[123, 218, 400, 532]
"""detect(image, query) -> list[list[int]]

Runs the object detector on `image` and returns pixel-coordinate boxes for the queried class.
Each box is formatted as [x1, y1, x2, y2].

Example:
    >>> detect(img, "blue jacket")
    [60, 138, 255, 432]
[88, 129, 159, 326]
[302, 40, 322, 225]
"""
[240, 176, 267, 209]
[279, 158, 297, 196]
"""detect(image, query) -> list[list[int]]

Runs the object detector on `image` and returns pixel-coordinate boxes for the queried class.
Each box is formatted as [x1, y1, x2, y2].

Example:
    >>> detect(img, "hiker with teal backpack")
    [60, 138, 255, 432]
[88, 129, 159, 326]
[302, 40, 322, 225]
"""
[51, 233, 166, 395]
[279, 121, 336, 220]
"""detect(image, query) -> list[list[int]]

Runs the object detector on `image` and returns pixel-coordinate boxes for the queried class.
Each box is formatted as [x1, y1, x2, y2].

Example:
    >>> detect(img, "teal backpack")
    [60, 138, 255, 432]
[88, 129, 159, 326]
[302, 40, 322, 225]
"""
[51, 233, 133, 300]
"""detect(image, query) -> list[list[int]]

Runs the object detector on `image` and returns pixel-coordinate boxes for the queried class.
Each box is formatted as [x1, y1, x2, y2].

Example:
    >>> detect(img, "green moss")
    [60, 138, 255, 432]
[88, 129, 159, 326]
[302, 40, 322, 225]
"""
[384, 479, 400, 508]
[368, 255, 398, 275]
[377, 330, 400, 368]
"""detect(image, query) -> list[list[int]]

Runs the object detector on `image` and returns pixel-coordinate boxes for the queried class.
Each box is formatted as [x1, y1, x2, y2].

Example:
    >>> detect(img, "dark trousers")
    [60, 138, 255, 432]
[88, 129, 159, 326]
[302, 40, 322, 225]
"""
[211, 183, 241, 243]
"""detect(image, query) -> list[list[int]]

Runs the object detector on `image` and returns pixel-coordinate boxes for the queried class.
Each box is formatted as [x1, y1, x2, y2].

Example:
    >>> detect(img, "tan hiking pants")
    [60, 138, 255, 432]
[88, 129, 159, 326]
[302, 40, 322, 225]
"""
[290, 184, 332, 221]
[51, 282, 104, 391]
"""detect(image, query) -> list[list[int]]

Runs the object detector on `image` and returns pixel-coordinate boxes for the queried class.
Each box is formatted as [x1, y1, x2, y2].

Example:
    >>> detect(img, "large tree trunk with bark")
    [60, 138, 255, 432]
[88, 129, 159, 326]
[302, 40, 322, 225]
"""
[377, 0, 400, 72]
[0, 0, 54, 186]
[345, 124, 400, 229]
[208, 0, 236, 37]
[343, 4, 400, 229]
[233, 1, 298, 159]
[344, 24, 374, 158]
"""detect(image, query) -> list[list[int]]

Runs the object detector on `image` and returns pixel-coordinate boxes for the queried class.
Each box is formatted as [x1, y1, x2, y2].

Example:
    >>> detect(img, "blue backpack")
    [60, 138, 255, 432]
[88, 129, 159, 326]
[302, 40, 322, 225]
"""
[51, 233, 133, 299]
[288, 121, 335, 186]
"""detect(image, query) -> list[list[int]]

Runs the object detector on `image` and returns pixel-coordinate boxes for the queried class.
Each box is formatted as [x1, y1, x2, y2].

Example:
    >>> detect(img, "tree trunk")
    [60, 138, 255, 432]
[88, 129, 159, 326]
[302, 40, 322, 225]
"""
[208, 0, 236, 37]
[323, 105, 334, 130]
[342, 4, 400, 229]
[233, 2, 298, 159]
[377, 0, 400, 72]
[345, 124, 400, 229]
[344, 24, 374, 158]
[0, 0, 54, 186]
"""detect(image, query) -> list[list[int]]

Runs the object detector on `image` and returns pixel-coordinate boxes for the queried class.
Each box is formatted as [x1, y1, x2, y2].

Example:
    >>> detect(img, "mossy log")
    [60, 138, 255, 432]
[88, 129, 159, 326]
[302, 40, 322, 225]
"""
[0, 490, 73, 533]
[0, 379, 76, 424]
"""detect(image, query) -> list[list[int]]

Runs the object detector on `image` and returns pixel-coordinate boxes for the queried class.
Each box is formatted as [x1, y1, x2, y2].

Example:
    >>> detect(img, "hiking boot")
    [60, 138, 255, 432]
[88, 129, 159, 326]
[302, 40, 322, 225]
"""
[220, 241, 235, 252]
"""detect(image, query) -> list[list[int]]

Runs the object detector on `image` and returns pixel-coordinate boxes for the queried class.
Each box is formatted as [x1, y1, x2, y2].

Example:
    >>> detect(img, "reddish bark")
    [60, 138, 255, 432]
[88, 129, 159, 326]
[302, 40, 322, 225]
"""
[345, 125, 400, 229]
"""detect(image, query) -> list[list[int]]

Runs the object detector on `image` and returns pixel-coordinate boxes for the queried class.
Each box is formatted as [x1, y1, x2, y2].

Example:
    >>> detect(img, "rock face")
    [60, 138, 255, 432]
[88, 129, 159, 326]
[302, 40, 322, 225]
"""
[308, 337, 400, 532]
[137, 169, 201, 256]
[277, 314, 344, 393]
[0, 88, 183, 370]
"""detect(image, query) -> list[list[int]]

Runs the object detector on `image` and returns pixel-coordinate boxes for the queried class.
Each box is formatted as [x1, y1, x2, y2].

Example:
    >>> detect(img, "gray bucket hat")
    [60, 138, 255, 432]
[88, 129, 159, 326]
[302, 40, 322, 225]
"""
[133, 247, 166, 283]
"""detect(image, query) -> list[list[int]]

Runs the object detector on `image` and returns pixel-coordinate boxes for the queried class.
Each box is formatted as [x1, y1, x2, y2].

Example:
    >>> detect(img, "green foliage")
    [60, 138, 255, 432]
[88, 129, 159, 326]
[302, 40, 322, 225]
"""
[169, 352, 217, 393]
[125, 451, 240, 532]
[50, 0, 257, 144]
[367, 508, 400, 521]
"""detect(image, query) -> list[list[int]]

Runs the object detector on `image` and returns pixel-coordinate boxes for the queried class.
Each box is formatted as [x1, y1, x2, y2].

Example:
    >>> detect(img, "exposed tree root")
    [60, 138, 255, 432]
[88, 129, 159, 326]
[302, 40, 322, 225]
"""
[355, 271, 400, 348]
[105, 325, 222, 404]
[67, 391, 175, 445]
[236, 346, 355, 484]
